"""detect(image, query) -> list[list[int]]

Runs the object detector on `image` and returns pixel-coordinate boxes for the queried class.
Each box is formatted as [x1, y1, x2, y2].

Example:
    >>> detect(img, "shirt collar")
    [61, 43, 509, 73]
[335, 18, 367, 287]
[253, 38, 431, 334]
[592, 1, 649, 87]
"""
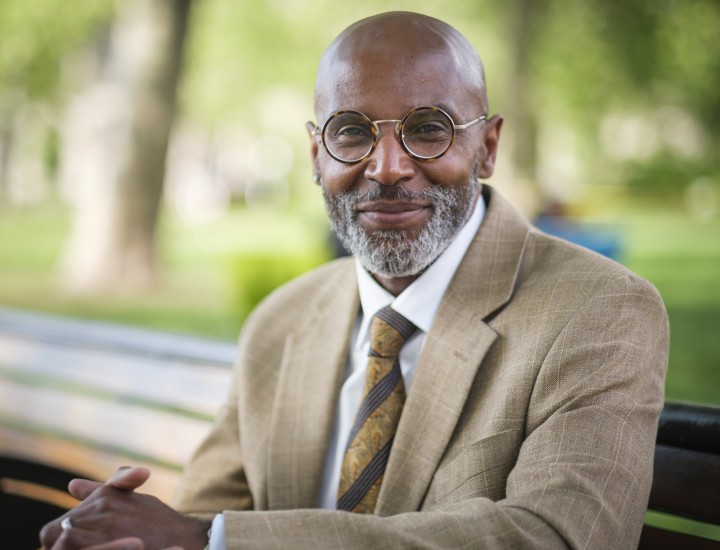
[355, 192, 486, 341]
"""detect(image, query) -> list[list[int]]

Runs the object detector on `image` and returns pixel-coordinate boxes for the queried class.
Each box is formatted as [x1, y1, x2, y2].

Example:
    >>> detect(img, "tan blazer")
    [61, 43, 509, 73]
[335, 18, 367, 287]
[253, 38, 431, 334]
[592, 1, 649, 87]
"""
[175, 186, 669, 549]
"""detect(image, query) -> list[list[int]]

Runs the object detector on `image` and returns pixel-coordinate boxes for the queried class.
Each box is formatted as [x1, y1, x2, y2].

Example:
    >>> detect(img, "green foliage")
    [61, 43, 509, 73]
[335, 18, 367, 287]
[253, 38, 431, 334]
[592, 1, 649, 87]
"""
[656, 1, 720, 130]
[232, 248, 330, 320]
[528, 0, 720, 187]
[622, 157, 718, 192]
[0, 0, 115, 101]
[534, 0, 720, 120]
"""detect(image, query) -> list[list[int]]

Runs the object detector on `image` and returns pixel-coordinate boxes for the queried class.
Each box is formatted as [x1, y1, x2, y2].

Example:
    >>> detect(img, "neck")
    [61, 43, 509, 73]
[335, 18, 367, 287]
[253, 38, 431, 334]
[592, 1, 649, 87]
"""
[372, 272, 420, 296]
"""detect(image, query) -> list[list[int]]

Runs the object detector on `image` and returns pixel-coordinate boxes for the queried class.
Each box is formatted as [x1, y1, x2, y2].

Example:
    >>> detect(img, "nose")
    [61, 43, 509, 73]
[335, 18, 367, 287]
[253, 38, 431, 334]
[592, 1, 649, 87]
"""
[363, 126, 416, 186]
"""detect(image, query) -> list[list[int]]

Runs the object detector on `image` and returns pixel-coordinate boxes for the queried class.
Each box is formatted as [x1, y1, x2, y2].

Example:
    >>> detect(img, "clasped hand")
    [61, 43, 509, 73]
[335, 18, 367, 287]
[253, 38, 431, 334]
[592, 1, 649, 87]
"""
[40, 467, 210, 550]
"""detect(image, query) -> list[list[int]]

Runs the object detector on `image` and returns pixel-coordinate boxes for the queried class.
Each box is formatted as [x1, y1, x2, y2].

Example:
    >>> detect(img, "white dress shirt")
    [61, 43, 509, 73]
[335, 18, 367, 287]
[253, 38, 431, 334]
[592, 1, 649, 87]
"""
[210, 194, 486, 548]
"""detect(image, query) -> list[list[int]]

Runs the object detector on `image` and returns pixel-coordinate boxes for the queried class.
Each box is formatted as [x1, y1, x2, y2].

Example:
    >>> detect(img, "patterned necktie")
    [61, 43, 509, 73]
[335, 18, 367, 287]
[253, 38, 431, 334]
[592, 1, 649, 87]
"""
[337, 306, 417, 513]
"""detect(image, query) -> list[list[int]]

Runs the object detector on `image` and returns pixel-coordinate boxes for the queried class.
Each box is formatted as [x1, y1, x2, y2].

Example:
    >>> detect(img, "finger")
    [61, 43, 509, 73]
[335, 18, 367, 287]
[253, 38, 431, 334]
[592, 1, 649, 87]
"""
[48, 529, 71, 550]
[40, 513, 73, 548]
[48, 527, 112, 550]
[83, 537, 145, 550]
[105, 466, 151, 491]
[68, 478, 104, 500]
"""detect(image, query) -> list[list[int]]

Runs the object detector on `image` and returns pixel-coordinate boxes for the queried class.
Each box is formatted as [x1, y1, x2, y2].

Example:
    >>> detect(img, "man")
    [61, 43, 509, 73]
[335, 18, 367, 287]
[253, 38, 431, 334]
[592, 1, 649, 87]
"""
[41, 11, 668, 550]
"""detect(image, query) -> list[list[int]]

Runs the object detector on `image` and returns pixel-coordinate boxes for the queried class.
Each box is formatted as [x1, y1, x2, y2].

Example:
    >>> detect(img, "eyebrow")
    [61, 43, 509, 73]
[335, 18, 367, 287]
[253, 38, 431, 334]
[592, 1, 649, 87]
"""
[434, 103, 457, 116]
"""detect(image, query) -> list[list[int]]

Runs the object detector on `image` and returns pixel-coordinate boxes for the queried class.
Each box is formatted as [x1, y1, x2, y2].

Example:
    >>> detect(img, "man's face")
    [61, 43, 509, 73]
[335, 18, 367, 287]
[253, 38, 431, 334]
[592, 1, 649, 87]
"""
[311, 43, 501, 279]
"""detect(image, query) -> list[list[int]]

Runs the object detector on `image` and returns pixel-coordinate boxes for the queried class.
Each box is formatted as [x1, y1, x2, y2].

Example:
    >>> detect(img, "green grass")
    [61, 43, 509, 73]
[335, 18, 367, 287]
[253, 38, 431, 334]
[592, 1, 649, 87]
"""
[620, 212, 720, 406]
[0, 200, 718, 406]
[0, 203, 330, 341]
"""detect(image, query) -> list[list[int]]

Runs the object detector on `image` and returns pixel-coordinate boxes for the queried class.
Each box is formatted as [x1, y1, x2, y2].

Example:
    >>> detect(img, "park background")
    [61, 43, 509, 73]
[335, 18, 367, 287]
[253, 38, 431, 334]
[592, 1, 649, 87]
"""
[0, 3, 718, 422]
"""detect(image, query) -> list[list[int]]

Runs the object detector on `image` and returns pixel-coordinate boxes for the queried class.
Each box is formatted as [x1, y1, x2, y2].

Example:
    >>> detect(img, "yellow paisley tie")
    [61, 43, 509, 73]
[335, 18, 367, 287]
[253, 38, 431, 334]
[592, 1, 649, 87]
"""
[337, 306, 417, 513]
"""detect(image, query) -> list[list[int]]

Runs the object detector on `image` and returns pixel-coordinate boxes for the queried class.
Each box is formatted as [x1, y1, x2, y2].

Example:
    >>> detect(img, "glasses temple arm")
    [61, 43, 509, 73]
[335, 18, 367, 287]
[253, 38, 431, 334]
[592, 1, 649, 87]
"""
[454, 115, 487, 130]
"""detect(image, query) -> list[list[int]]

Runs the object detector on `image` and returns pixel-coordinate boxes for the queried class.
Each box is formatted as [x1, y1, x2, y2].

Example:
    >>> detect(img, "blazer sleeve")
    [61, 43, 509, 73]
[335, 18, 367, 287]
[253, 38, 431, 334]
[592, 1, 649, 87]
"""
[212, 272, 668, 549]
[173, 364, 253, 520]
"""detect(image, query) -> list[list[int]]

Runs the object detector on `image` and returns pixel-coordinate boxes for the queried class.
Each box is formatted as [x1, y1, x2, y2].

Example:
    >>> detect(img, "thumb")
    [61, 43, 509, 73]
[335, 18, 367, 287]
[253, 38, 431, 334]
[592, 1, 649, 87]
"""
[68, 467, 151, 501]
[106, 466, 151, 491]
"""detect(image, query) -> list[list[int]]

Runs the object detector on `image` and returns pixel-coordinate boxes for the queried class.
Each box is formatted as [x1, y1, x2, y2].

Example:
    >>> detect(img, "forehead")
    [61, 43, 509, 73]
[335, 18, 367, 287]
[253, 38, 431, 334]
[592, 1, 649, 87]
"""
[315, 39, 482, 122]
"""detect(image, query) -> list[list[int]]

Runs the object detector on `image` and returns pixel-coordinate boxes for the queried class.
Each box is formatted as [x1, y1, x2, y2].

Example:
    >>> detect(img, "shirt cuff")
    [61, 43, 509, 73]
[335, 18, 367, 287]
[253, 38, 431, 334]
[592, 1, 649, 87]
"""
[208, 513, 227, 550]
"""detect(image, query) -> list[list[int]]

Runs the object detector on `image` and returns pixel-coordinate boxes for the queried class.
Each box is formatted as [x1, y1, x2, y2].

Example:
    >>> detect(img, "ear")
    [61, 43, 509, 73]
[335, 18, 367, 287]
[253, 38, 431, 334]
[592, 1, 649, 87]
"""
[475, 115, 503, 179]
[305, 121, 321, 185]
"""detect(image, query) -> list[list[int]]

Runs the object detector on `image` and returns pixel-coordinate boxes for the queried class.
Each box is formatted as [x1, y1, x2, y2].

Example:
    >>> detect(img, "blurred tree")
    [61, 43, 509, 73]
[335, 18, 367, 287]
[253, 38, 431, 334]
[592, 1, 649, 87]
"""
[0, 0, 114, 202]
[61, 0, 193, 292]
[503, 0, 544, 186]
[3, 0, 718, 292]
[531, 0, 720, 192]
[598, 0, 720, 191]
[0, 0, 114, 99]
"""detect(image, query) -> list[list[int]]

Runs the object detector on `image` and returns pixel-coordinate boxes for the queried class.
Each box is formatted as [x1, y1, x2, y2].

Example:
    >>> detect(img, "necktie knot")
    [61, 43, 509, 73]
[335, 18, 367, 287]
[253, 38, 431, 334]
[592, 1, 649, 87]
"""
[369, 306, 418, 358]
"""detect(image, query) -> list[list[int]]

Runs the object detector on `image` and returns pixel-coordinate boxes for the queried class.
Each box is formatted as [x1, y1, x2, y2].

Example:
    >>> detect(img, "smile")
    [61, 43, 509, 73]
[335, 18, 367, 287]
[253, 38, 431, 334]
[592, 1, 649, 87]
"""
[355, 200, 432, 229]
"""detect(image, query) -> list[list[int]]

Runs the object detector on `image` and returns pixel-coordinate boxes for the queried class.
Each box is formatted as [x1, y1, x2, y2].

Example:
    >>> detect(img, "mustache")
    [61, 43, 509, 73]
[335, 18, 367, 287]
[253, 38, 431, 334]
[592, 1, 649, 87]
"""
[338, 184, 446, 203]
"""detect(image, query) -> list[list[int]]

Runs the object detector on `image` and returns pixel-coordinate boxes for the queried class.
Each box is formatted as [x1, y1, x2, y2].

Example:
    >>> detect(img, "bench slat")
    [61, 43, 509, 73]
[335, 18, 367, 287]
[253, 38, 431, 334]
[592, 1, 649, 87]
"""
[0, 335, 230, 416]
[0, 309, 232, 507]
[0, 427, 182, 502]
[648, 444, 720, 525]
[657, 402, 720, 455]
[0, 306, 237, 365]
[0, 381, 211, 468]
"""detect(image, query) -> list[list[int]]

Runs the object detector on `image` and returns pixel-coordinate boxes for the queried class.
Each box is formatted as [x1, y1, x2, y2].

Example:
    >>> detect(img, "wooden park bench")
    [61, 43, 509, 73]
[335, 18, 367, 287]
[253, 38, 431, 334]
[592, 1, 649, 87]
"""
[0, 306, 234, 548]
[1, 306, 719, 549]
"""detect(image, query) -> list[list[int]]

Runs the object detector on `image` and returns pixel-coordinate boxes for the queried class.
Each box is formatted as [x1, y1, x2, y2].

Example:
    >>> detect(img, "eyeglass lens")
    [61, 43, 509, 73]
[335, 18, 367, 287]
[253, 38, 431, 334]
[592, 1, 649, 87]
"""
[323, 108, 454, 162]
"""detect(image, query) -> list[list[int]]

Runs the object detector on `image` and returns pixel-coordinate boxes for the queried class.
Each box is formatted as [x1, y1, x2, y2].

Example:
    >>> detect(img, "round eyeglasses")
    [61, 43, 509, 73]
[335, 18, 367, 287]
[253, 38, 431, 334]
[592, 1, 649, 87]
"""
[309, 106, 487, 164]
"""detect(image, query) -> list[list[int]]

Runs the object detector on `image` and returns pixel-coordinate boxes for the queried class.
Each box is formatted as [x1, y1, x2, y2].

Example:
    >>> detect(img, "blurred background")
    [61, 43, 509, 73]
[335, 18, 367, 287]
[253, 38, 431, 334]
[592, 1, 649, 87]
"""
[0, 0, 718, 407]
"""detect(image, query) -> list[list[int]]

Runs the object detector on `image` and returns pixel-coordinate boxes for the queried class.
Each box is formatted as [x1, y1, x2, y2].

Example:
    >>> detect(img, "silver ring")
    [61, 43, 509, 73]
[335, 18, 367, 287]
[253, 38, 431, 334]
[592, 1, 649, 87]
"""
[61, 517, 73, 531]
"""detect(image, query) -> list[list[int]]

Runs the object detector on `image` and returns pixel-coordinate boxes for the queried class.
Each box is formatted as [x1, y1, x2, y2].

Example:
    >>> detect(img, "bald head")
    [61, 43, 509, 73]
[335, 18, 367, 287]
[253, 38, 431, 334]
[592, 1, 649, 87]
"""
[314, 12, 488, 119]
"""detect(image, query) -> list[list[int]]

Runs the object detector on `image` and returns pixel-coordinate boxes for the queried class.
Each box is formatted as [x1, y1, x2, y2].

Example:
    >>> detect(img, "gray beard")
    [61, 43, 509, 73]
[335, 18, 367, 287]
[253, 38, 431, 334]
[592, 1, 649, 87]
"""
[323, 180, 479, 278]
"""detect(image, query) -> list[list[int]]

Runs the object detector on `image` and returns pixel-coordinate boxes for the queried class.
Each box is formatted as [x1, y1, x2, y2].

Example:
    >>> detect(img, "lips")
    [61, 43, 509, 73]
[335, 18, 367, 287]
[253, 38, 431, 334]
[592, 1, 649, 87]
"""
[355, 200, 432, 229]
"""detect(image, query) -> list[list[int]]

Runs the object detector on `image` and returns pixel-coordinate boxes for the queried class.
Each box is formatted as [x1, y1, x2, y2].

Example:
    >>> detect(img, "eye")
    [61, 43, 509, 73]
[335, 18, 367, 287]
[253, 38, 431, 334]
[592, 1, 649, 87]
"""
[325, 114, 374, 143]
[415, 122, 445, 135]
[404, 119, 452, 142]
[335, 124, 372, 138]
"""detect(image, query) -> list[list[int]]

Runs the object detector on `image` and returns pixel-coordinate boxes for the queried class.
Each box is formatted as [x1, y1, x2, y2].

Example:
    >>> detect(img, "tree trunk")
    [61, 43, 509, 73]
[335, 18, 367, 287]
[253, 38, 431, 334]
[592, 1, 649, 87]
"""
[0, 113, 12, 205]
[505, 0, 540, 185]
[61, 0, 192, 293]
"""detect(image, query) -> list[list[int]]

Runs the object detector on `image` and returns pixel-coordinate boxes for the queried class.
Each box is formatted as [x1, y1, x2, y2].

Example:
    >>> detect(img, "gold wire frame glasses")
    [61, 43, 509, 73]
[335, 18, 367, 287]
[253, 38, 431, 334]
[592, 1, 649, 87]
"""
[309, 106, 487, 164]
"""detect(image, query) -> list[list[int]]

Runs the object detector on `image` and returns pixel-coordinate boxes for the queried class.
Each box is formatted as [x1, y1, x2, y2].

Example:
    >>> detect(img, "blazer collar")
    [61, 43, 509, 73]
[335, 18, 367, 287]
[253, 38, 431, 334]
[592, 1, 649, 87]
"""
[377, 185, 531, 514]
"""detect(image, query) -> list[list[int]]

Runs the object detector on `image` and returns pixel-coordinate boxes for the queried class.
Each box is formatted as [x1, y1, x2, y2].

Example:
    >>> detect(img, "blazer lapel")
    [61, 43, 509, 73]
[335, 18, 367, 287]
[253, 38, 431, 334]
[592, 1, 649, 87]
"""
[377, 186, 531, 515]
[266, 261, 359, 510]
